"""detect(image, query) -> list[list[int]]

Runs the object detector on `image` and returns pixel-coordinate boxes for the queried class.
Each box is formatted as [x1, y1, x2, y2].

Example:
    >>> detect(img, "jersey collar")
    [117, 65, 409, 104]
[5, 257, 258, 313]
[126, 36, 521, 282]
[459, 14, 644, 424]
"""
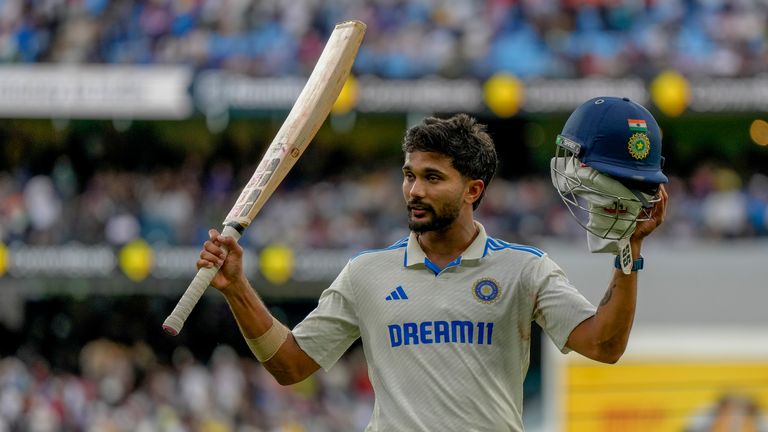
[405, 221, 488, 268]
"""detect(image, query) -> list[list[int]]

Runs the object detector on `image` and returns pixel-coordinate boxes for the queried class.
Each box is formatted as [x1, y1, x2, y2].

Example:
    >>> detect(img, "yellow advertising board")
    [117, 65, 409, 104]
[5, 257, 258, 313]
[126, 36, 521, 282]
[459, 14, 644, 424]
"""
[544, 328, 768, 432]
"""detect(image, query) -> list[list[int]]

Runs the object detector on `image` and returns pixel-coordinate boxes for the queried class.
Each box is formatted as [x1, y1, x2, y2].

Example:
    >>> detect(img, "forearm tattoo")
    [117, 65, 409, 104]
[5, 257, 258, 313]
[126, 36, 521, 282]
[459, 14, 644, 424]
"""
[599, 282, 617, 307]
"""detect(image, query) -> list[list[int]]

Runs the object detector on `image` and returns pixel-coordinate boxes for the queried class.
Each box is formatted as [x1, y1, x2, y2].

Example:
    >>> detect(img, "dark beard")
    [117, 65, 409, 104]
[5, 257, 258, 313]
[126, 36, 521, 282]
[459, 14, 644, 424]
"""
[407, 200, 461, 234]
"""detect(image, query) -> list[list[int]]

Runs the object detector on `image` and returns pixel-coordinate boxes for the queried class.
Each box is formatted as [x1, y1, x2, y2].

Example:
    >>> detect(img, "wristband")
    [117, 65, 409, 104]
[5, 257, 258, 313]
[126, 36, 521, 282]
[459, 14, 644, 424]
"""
[614, 255, 644, 272]
[245, 319, 290, 362]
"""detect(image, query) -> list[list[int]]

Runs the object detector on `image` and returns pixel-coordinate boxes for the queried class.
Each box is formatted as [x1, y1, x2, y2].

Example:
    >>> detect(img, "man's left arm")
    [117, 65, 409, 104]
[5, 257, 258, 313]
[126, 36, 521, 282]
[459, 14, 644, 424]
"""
[566, 185, 668, 363]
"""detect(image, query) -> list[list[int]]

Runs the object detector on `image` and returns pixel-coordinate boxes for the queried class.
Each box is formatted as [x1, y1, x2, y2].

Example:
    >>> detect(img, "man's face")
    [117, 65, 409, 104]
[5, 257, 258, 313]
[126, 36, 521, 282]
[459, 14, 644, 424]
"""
[402, 151, 467, 233]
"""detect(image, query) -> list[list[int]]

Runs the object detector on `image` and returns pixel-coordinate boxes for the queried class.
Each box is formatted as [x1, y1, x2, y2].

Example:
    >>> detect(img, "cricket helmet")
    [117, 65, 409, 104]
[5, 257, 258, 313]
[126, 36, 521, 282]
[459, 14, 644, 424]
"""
[551, 96, 668, 243]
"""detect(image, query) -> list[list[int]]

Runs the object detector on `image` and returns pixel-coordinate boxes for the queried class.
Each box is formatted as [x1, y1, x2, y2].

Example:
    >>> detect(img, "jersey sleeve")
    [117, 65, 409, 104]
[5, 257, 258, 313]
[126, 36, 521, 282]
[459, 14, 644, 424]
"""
[291, 261, 361, 371]
[528, 255, 597, 353]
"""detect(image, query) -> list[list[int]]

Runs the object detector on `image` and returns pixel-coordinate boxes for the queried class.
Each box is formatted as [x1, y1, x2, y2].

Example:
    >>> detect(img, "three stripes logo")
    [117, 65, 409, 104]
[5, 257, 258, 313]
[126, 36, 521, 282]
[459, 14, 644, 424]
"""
[385, 286, 409, 301]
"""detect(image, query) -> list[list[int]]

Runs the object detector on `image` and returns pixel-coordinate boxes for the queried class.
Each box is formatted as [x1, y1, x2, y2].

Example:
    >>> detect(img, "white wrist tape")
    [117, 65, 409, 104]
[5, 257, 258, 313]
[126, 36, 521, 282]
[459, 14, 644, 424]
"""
[245, 319, 290, 362]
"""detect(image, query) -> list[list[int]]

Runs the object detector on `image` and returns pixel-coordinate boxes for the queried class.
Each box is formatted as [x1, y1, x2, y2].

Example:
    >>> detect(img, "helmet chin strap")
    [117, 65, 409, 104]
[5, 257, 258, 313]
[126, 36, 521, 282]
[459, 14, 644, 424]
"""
[587, 233, 632, 274]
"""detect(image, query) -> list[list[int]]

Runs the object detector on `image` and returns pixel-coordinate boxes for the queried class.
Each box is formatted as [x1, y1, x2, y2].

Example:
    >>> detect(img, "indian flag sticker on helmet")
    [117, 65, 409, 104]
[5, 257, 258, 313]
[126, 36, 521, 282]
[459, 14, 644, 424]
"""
[627, 118, 648, 132]
[628, 133, 651, 160]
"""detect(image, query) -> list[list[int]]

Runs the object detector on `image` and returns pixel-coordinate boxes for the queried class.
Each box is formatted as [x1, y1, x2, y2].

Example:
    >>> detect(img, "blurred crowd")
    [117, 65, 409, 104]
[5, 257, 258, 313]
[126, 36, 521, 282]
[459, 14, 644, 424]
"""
[1, 0, 766, 79]
[2, 155, 768, 249]
[0, 340, 374, 432]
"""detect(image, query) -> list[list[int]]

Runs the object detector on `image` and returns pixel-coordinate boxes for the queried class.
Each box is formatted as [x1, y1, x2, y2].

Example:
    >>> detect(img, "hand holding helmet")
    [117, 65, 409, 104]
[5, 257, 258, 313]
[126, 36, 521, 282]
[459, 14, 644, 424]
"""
[551, 97, 668, 273]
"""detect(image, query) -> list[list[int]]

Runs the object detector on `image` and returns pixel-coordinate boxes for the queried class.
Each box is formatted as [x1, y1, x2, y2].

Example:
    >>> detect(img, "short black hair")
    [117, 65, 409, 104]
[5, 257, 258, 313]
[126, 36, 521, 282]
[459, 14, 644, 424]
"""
[402, 114, 498, 210]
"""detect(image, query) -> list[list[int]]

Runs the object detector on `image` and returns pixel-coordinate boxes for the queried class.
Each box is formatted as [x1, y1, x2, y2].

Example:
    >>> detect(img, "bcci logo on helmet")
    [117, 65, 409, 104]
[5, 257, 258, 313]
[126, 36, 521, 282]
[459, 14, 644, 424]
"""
[628, 133, 651, 160]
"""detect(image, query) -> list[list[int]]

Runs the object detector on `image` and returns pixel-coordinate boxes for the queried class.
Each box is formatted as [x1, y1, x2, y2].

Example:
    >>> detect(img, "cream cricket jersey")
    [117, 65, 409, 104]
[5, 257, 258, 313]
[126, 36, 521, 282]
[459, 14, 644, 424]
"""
[292, 222, 596, 431]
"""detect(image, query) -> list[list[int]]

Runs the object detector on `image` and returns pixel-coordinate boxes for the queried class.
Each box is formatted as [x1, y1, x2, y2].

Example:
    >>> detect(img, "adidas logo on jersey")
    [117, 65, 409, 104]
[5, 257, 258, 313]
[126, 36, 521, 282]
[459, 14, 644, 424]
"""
[385, 286, 409, 301]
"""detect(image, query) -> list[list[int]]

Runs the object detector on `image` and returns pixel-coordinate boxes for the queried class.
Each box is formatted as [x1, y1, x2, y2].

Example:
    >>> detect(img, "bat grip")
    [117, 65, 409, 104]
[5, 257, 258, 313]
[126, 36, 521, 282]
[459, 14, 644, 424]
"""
[162, 224, 242, 336]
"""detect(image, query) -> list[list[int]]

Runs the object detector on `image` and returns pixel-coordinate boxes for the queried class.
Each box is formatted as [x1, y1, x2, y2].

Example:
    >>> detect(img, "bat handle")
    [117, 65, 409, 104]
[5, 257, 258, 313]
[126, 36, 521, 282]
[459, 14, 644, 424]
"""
[162, 224, 243, 336]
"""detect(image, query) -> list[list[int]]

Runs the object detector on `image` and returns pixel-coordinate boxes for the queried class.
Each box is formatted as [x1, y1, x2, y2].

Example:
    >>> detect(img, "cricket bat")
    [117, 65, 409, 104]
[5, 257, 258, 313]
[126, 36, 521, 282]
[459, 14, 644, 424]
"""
[163, 20, 366, 336]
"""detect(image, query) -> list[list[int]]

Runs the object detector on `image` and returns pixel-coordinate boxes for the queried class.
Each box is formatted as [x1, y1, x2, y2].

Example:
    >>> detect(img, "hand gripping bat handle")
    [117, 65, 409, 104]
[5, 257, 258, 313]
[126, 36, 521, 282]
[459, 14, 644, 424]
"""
[162, 225, 242, 335]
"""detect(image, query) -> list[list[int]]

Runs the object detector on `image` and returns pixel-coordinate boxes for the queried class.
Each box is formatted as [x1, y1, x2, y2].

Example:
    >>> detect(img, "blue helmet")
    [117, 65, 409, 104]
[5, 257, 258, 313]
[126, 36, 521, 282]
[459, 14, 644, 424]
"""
[557, 96, 668, 185]
[551, 96, 666, 272]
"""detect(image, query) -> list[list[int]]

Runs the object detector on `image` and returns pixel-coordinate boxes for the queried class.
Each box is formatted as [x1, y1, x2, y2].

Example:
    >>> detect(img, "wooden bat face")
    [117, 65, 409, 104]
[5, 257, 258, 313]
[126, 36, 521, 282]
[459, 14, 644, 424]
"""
[223, 21, 366, 230]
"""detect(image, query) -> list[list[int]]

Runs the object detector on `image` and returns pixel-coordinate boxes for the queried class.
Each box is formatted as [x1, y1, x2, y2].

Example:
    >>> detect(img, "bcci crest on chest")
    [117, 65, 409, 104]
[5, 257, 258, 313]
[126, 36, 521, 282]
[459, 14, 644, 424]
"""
[473, 278, 501, 304]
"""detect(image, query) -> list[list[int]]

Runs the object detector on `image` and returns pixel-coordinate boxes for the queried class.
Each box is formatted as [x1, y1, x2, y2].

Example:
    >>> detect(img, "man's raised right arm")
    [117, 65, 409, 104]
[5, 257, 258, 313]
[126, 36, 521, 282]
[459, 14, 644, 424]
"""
[199, 229, 321, 385]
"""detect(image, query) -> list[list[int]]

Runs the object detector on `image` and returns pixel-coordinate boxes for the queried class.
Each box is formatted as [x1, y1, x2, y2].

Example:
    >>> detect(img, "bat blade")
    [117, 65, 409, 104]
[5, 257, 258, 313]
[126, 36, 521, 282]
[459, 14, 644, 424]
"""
[163, 20, 366, 336]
